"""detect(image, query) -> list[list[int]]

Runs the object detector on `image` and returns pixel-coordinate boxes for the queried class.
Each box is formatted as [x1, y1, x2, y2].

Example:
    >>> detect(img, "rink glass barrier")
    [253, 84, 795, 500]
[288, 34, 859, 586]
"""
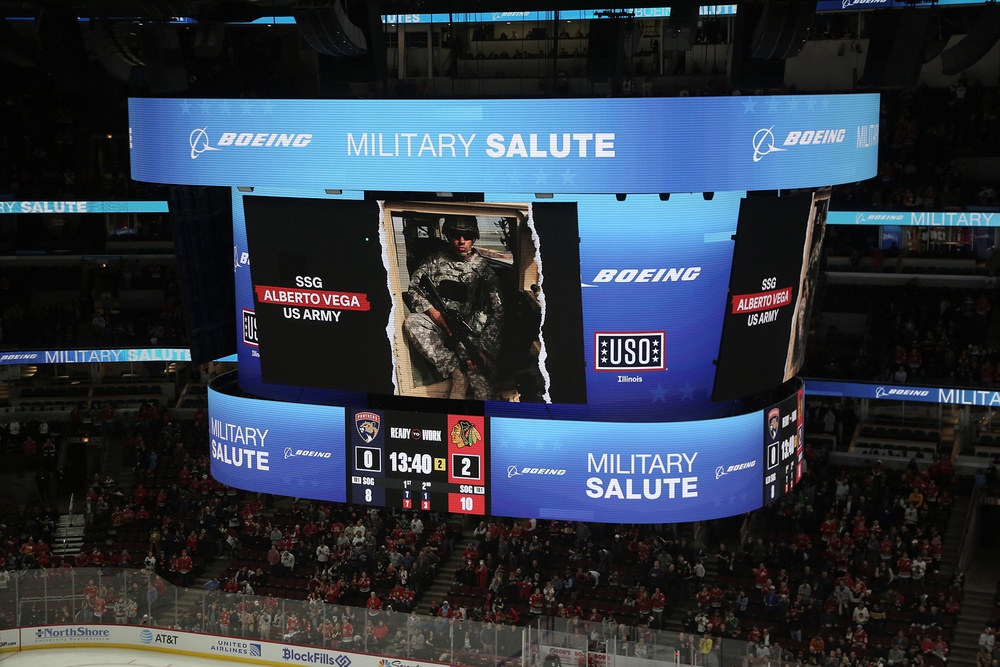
[2, 568, 810, 667]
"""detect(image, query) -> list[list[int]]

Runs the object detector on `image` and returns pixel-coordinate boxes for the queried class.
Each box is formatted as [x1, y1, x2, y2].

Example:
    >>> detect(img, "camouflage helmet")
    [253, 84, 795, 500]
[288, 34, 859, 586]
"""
[442, 216, 480, 242]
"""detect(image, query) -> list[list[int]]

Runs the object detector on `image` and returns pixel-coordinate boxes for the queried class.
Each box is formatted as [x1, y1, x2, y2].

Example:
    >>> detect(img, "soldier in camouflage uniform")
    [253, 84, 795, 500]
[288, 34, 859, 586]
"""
[404, 216, 503, 399]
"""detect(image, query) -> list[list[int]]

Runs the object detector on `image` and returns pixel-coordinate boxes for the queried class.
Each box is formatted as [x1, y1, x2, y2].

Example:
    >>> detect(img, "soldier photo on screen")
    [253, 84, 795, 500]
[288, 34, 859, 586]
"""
[785, 189, 830, 380]
[382, 200, 585, 404]
[403, 216, 504, 400]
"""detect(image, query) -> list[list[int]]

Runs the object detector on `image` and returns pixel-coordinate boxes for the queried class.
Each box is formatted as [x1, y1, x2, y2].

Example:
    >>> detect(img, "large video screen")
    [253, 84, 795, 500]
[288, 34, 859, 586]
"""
[237, 192, 759, 422]
[345, 408, 489, 515]
[209, 376, 801, 523]
[244, 197, 587, 403]
[713, 191, 829, 401]
[763, 384, 805, 504]
[489, 413, 764, 523]
[209, 386, 347, 502]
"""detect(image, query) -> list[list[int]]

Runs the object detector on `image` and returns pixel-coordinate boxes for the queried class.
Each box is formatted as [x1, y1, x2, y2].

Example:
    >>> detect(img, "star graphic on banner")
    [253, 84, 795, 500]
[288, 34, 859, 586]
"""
[649, 384, 666, 403]
[742, 97, 758, 114]
[262, 101, 276, 115]
[680, 382, 695, 400]
[179, 100, 192, 114]
[534, 169, 550, 187]
[820, 97, 831, 112]
[507, 169, 523, 187]
[561, 168, 577, 186]
[242, 101, 256, 116]
[805, 98, 817, 113]
[219, 101, 233, 115]
[786, 98, 800, 112]
[601, 354, 608, 362]
[483, 168, 503, 190]
[767, 98, 780, 114]
[601, 340, 608, 349]
[652, 339, 659, 350]
[714, 495, 723, 507]
[651, 352, 659, 363]
[199, 100, 214, 115]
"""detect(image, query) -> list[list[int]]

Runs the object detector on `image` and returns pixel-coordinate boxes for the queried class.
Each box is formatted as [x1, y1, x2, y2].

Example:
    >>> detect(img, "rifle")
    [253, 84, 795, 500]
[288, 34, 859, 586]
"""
[418, 274, 492, 375]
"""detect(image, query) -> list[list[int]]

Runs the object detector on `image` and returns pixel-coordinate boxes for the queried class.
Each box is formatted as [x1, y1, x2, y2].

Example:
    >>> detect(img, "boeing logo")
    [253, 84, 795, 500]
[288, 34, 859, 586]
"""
[754, 126, 847, 162]
[189, 128, 313, 159]
[855, 213, 904, 223]
[874, 386, 931, 399]
[234, 246, 250, 272]
[842, 0, 885, 8]
[589, 267, 701, 284]
[284, 447, 332, 459]
[716, 461, 756, 479]
[752, 127, 785, 162]
[507, 466, 567, 478]
[190, 127, 221, 159]
[492, 11, 530, 20]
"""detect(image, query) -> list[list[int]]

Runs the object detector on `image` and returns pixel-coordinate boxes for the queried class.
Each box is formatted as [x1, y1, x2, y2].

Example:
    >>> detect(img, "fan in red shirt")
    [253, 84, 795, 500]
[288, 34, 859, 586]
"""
[637, 591, 652, 616]
[475, 560, 490, 589]
[896, 554, 913, 580]
[285, 613, 301, 636]
[820, 515, 839, 543]
[366, 591, 383, 617]
[370, 620, 390, 644]
[852, 625, 868, 649]
[325, 580, 343, 604]
[321, 619, 337, 642]
[176, 549, 194, 585]
[651, 588, 667, 619]
[880, 538, 895, 562]
[518, 578, 533, 601]
[91, 596, 107, 622]
[752, 564, 770, 590]
[696, 586, 712, 610]
[529, 588, 544, 614]
[341, 620, 354, 645]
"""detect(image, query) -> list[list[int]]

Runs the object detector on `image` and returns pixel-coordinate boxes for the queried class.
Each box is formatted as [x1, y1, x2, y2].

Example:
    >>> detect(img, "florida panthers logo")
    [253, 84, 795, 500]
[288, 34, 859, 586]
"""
[354, 412, 381, 443]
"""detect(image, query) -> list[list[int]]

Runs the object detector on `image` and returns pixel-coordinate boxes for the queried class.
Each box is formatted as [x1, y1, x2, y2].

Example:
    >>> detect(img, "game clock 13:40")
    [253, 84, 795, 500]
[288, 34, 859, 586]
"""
[347, 408, 488, 515]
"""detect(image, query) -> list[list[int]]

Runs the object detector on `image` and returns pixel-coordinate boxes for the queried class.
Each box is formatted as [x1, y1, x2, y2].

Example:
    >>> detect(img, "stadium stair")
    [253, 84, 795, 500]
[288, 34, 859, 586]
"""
[949, 589, 993, 665]
[52, 513, 86, 557]
[415, 528, 476, 615]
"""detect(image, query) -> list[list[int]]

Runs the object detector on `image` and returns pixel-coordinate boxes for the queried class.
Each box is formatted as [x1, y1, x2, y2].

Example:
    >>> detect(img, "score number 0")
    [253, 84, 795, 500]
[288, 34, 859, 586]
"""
[355, 447, 382, 504]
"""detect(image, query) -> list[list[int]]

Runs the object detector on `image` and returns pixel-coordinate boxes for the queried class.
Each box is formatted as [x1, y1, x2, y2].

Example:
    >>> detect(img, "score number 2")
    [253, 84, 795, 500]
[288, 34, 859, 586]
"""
[451, 454, 481, 480]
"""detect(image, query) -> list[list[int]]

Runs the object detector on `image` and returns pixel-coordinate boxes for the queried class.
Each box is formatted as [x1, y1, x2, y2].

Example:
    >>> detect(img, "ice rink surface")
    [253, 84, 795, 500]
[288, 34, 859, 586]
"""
[0, 648, 239, 667]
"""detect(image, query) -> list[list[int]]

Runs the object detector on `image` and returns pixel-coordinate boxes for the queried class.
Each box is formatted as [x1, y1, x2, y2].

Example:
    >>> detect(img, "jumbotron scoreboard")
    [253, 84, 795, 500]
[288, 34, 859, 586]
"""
[347, 409, 488, 515]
